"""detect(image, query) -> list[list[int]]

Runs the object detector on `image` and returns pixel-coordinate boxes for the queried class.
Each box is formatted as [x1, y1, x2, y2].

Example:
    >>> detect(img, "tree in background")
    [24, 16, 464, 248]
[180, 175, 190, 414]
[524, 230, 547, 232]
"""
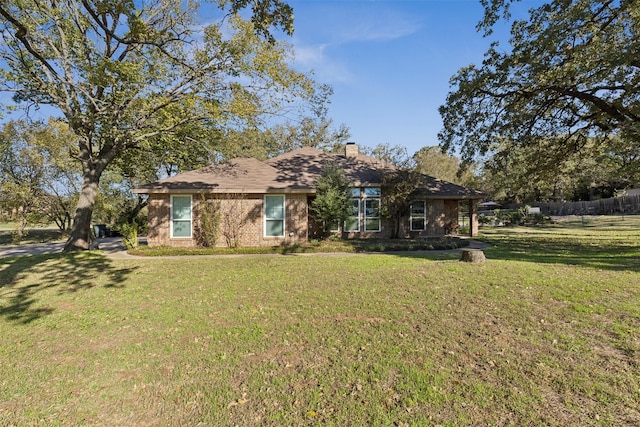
[379, 167, 425, 238]
[479, 136, 639, 204]
[364, 143, 425, 238]
[362, 144, 414, 168]
[439, 0, 640, 178]
[413, 146, 475, 186]
[215, 113, 350, 160]
[0, 0, 323, 251]
[311, 162, 352, 235]
[0, 119, 80, 240]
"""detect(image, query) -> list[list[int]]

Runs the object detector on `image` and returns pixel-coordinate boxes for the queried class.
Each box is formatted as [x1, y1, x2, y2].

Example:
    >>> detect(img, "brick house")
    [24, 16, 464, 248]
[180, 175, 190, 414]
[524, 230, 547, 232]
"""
[133, 144, 484, 247]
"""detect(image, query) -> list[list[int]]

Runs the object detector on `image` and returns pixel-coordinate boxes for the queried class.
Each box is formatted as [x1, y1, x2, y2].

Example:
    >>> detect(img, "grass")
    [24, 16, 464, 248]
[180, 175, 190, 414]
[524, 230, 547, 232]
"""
[0, 215, 639, 425]
[0, 223, 64, 245]
[129, 236, 469, 256]
[479, 214, 640, 270]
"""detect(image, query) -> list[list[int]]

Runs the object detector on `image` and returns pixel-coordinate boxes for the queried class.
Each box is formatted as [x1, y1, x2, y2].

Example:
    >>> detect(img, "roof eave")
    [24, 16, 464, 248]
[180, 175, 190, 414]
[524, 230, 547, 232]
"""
[132, 187, 316, 195]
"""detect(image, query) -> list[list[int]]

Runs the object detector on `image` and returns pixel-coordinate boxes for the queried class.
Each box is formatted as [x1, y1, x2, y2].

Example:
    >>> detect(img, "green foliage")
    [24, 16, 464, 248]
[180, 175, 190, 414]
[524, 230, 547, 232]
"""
[0, 0, 325, 250]
[379, 168, 425, 238]
[363, 143, 426, 238]
[118, 222, 138, 250]
[311, 162, 352, 235]
[195, 197, 222, 247]
[413, 146, 475, 186]
[362, 143, 413, 168]
[479, 135, 639, 204]
[440, 0, 640, 175]
[93, 171, 148, 232]
[131, 237, 469, 256]
[0, 119, 80, 236]
[486, 208, 549, 227]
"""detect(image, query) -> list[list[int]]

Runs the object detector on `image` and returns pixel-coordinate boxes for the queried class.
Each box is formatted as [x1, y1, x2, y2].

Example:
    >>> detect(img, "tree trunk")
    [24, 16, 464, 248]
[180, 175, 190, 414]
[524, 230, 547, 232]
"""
[126, 196, 148, 223]
[393, 214, 401, 239]
[63, 168, 102, 252]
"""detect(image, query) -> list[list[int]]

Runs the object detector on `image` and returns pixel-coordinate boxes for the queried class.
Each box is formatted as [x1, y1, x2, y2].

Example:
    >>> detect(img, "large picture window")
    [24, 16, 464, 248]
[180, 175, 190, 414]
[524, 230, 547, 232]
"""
[364, 187, 381, 232]
[344, 198, 360, 232]
[264, 195, 285, 237]
[364, 199, 381, 231]
[171, 195, 192, 238]
[410, 201, 426, 231]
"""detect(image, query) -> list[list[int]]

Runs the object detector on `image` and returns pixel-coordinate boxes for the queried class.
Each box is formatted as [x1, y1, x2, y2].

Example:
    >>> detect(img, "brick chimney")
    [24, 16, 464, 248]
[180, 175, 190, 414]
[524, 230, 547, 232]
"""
[345, 142, 359, 158]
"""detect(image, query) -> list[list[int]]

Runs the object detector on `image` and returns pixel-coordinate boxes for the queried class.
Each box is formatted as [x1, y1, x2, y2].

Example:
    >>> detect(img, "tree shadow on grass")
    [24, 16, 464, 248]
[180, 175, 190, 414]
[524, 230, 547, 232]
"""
[480, 235, 640, 272]
[0, 252, 136, 324]
[277, 237, 469, 255]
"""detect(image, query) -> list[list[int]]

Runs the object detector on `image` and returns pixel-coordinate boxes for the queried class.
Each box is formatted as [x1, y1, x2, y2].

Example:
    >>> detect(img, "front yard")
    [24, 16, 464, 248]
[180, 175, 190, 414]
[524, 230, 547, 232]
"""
[1, 216, 639, 425]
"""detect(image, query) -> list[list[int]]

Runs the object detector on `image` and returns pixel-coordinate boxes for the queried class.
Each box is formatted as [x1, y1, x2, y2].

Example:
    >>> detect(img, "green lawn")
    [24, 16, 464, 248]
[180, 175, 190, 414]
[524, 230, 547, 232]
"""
[0, 223, 64, 245]
[1, 216, 639, 426]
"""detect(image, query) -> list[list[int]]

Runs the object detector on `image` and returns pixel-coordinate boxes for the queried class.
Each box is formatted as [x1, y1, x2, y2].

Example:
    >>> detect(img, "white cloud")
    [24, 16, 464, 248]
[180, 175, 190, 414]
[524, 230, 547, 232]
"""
[337, 12, 421, 43]
[291, 42, 353, 83]
[288, 3, 421, 84]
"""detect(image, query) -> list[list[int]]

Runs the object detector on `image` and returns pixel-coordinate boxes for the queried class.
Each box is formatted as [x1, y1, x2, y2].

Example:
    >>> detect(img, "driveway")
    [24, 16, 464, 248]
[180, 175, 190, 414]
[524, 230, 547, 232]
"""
[0, 237, 128, 258]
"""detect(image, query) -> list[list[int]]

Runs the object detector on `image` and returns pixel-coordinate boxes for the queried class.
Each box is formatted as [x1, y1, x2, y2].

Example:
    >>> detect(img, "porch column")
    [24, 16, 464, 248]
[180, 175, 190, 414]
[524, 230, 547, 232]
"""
[469, 199, 479, 237]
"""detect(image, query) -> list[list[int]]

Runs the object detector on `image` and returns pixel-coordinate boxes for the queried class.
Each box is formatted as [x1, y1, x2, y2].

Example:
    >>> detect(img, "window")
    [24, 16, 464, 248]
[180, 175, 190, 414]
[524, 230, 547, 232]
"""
[364, 199, 381, 231]
[344, 198, 360, 232]
[410, 201, 426, 231]
[364, 187, 381, 232]
[171, 195, 192, 238]
[264, 195, 285, 237]
[344, 188, 361, 232]
[364, 187, 381, 197]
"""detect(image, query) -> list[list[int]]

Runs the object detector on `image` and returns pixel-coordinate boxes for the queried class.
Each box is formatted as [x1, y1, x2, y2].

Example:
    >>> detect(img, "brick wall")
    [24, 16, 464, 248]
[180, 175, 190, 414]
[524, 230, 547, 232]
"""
[444, 200, 459, 232]
[146, 192, 466, 247]
[146, 193, 308, 247]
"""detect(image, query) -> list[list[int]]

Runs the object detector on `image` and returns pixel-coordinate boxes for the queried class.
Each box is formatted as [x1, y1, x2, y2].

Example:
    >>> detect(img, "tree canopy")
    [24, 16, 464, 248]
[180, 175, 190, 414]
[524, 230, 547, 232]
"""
[0, 0, 323, 250]
[439, 0, 640, 177]
[413, 146, 475, 187]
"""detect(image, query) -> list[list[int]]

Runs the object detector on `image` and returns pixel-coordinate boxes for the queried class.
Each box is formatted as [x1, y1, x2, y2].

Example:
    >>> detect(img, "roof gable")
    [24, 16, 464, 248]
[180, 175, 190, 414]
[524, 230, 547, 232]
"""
[265, 146, 389, 188]
[134, 157, 281, 193]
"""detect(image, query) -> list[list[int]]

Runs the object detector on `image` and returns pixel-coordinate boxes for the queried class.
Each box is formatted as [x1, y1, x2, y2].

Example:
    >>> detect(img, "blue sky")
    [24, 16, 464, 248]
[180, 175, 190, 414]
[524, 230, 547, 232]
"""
[286, 0, 519, 156]
[0, 0, 528, 158]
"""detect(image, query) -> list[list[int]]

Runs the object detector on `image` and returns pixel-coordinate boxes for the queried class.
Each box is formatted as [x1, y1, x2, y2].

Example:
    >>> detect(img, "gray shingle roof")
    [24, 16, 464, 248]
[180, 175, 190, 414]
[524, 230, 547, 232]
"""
[134, 146, 484, 199]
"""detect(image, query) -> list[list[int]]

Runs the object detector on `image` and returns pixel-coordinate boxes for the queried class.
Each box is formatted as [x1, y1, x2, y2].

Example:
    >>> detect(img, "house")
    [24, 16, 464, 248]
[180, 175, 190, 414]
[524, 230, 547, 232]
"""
[133, 143, 484, 247]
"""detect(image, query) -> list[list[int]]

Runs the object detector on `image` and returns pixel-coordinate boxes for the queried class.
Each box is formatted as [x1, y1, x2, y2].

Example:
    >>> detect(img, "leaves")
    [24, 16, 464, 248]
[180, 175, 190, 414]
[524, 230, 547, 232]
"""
[0, 0, 328, 249]
[311, 162, 353, 234]
[0, 119, 80, 234]
[439, 0, 640, 175]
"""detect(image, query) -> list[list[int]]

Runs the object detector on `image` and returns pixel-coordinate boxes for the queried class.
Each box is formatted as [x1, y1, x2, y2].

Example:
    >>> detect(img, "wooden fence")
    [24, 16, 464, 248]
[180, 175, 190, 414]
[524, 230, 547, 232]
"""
[505, 194, 640, 216]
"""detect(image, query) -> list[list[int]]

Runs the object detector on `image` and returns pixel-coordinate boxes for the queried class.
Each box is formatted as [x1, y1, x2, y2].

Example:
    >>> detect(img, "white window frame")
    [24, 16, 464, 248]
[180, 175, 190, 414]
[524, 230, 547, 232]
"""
[170, 194, 192, 238]
[264, 194, 285, 237]
[410, 201, 427, 231]
[362, 187, 381, 232]
[364, 198, 381, 232]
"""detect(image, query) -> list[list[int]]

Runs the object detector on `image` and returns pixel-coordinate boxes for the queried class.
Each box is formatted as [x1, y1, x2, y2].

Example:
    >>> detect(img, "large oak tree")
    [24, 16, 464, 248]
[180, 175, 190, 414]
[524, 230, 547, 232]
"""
[439, 0, 640, 176]
[0, 0, 320, 251]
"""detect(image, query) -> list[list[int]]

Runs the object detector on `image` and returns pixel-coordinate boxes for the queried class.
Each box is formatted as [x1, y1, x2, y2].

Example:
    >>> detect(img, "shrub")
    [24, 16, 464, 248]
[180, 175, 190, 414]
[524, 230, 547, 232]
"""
[195, 197, 221, 247]
[118, 222, 138, 249]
